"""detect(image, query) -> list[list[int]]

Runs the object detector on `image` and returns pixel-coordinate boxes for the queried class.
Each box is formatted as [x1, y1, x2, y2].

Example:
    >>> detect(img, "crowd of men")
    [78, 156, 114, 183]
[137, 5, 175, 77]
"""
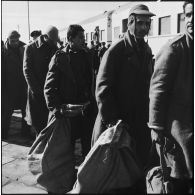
[2, 1, 193, 193]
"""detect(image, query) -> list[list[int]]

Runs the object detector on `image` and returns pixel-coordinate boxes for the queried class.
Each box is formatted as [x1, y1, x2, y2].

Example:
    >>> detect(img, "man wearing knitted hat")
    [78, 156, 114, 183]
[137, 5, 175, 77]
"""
[92, 4, 155, 192]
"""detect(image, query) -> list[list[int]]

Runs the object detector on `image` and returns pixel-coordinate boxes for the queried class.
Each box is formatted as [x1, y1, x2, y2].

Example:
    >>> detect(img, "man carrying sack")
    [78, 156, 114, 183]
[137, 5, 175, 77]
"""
[44, 24, 97, 159]
[148, 1, 193, 193]
[92, 4, 155, 192]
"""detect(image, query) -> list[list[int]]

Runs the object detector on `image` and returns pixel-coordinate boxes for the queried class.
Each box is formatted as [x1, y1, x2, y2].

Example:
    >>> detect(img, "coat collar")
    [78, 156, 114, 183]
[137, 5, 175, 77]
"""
[34, 35, 47, 48]
[64, 44, 87, 54]
[123, 31, 134, 56]
[123, 30, 152, 56]
[4, 40, 25, 50]
[185, 32, 193, 49]
[64, 44, 70, 53]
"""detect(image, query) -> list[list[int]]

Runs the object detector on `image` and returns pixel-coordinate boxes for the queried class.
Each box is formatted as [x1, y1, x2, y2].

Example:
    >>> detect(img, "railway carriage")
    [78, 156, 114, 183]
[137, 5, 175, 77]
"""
[59, 1, 185, 55]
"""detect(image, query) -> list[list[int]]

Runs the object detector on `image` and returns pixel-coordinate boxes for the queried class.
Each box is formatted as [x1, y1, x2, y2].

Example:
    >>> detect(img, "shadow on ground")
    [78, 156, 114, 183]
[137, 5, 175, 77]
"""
[3, 110, 83, 162]
[2, 115, 35, 147]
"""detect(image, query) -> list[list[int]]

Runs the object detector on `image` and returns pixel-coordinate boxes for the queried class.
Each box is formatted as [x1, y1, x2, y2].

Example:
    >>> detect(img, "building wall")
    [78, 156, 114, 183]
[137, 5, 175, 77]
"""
[82, 16, 108, 45]
[111, 1, 184, 55]
[147, 1, 184, 55]
[59, 1, 185, 55]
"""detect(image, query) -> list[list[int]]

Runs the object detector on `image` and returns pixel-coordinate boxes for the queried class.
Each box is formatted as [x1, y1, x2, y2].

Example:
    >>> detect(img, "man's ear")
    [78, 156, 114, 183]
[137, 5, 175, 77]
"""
[68, 36, 73, 42]
[127, 15, 135, 27]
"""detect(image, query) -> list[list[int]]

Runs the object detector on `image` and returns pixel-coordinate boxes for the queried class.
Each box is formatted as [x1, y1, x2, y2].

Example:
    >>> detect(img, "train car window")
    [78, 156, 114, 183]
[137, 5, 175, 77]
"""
[122, 18, 128, 33]
[148, 19, 153, 36]
[101, 30, 105, 41]
[91, 32, 94, 40]
[114, 26, 120, 39]
[159, 16, 171, 35]
[86, 33, 89, 42]
[178, 13, 185, 33]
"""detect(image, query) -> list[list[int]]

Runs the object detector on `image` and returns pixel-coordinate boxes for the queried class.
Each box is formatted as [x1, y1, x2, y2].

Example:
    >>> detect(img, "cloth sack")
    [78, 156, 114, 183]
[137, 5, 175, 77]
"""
[69, 120, 143, 193]
[146, 166, 173, 194]
[27, 116, 75, 193]
[146, 140, 174, 194]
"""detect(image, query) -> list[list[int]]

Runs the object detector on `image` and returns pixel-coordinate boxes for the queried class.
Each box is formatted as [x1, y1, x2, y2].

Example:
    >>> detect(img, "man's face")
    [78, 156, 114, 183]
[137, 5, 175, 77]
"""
[52, 30, 59, 43]
[47, 29, 59, 45]
[32, 35, 39, 41]
[184, 3, 193, 36]
[71, 31, 85, 50]
[8, 37, 19, 48]
[129, 15, 151, 38]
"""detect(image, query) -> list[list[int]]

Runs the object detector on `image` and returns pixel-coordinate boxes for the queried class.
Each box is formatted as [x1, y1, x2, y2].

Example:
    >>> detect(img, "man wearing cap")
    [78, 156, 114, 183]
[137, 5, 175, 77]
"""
[92, 4, 155, 188]
[98, 42, 107, 63]
[2, 30, 31, 139]
[148, 1, 193, 193]
[23, 25, 59, 136]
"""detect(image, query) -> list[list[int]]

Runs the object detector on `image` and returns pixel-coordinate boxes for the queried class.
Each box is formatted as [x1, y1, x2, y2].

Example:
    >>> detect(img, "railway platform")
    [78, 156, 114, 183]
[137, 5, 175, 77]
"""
[2, 111, 82, 194]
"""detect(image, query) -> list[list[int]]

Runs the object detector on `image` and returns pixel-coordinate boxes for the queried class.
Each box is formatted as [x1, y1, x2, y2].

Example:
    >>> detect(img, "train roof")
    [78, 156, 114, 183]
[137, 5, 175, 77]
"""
[59, 1, 184, 32]
[59, 2, 135, 32]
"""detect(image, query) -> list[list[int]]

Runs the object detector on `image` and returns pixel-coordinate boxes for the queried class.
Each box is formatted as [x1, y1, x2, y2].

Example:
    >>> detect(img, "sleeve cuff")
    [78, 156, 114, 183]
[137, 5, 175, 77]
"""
[147, 123, 164, 130]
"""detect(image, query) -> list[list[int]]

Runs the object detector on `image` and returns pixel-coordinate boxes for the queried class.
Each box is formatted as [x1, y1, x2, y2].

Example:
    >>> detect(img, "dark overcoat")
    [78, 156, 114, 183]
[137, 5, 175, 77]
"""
[2, 41, 27, 109]
[44, 46, 97, 153]
[44, 46, 95, 113]
[23, 35, 58, 132]
[148, 33, 193, 179]
[92, 31, 154, 167]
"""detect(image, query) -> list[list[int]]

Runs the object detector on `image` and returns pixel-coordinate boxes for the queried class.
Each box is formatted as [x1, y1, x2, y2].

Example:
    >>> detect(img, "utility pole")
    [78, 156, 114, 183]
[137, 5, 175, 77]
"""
[17, 25, 20, 33]
[27, 1, 30, 41]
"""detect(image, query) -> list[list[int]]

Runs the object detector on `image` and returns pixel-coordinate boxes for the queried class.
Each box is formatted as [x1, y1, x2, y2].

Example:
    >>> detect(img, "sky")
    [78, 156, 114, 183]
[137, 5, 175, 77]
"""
[2, 1, 127, 43]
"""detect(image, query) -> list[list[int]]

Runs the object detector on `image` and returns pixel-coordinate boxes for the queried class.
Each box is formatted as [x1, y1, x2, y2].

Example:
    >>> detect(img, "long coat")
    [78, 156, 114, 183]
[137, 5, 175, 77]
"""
[44, 46, 95, 113]
[148, 33, 193, 179]
[23, 35, 58, 132]
[92, 31, 154, 167]
[2, 41, 27, 109]
[44, 46, 97, 154]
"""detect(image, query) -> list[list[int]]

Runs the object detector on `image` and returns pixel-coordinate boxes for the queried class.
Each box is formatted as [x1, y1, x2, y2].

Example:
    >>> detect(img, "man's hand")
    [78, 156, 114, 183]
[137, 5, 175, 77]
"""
[63, 109, 83, 117]
[54, 107, 82, 118]
[60, 104, 86, 117]
[151, 129, 164, 145]
[106, 120, 118, 128]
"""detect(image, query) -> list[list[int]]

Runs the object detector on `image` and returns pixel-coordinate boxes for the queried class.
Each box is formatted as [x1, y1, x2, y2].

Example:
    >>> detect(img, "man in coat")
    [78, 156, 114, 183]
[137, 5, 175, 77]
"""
[2, 30, 31, 139]
[23, 25, 59, 136]
[98, 42, 107, 63]
[92, 4, 155, 171]
[44, 24, 97, 158]
[148, 1, 193, 193]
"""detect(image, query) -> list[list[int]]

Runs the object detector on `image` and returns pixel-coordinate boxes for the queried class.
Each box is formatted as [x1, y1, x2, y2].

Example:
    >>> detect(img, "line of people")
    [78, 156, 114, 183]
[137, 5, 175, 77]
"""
[1, 27, 108, 141]
[2, 1, 193, 193]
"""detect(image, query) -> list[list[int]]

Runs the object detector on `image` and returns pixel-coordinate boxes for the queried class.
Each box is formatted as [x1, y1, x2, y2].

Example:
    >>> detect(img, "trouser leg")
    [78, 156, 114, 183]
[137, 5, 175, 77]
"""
[69, 116, 82, 154]
[80, 116, 94, 157]
[170, 177, 192, 194]
[133, 125, 152, 168]
[21, 108, 31, 136]
[2, 104, 13, 139]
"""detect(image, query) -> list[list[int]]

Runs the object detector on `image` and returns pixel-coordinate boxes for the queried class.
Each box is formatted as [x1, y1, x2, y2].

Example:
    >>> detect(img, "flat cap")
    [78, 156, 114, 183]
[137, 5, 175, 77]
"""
[129, 4, 155, 17]
[30, 30, 42, 37]
[7, 30, 20, 39]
